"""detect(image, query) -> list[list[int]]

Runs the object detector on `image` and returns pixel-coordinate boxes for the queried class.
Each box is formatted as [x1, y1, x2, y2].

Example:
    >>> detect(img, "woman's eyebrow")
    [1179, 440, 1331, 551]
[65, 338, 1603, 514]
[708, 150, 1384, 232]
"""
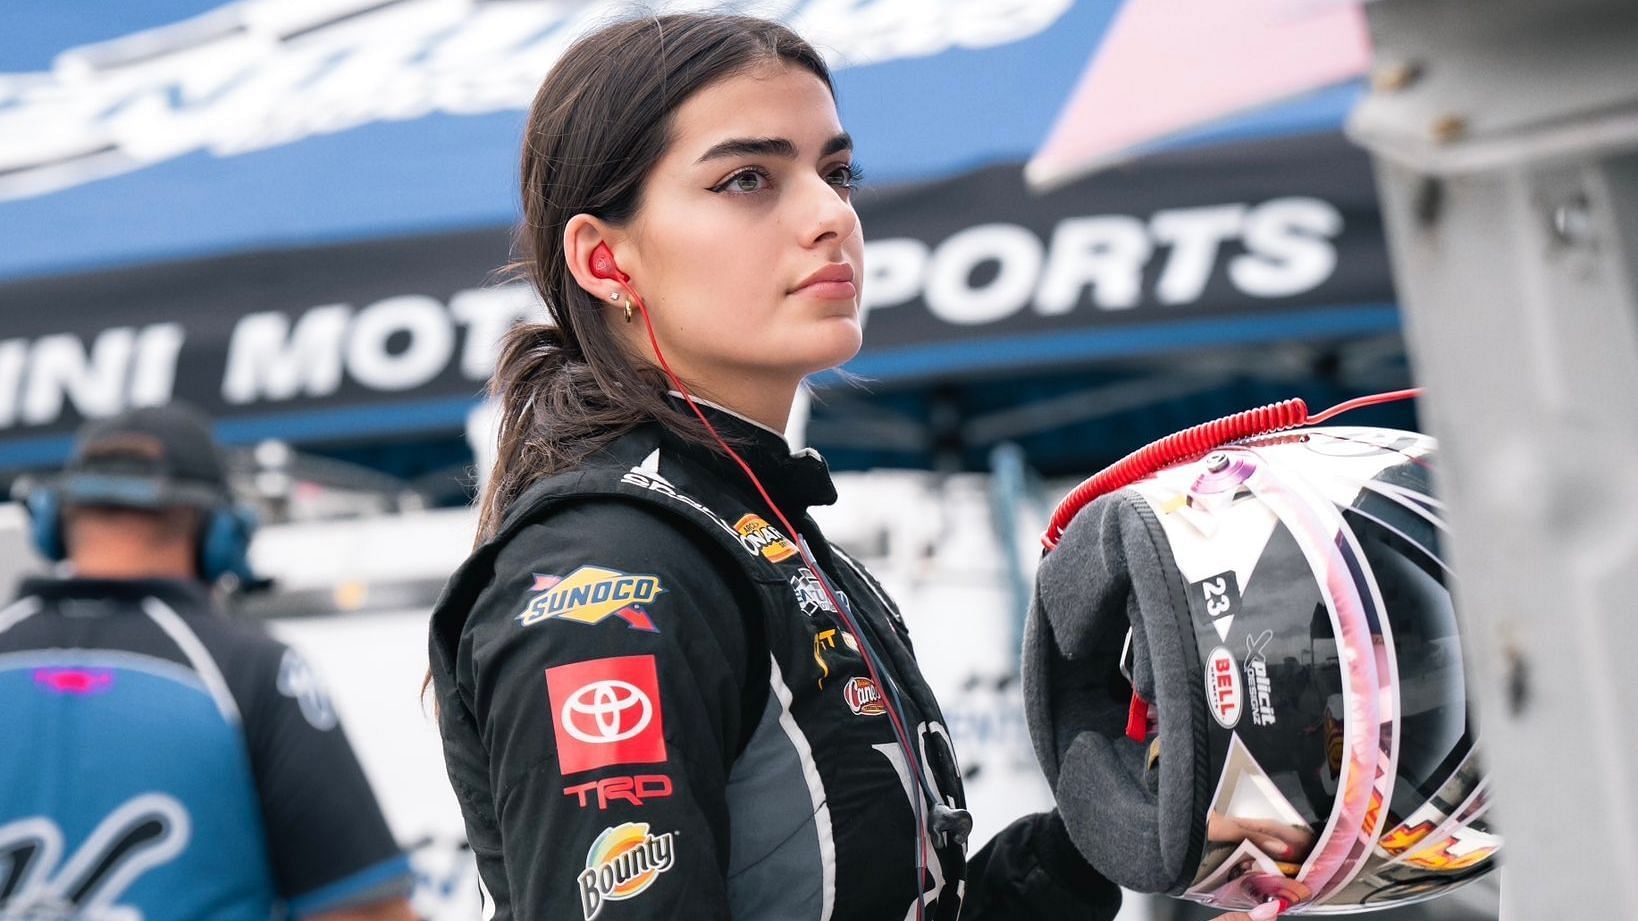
[695, 132, 853, 164]
[821, 132, 853, 157]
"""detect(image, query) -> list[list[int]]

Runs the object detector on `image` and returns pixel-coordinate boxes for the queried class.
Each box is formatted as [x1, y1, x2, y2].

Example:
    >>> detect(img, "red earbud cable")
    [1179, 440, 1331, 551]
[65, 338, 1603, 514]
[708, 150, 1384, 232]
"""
[617, 280, 936, 918]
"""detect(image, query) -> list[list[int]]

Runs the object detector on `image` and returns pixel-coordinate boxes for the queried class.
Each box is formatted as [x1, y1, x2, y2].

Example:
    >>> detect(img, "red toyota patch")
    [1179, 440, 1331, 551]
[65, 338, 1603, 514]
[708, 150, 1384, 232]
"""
[546, 655, 668, 775]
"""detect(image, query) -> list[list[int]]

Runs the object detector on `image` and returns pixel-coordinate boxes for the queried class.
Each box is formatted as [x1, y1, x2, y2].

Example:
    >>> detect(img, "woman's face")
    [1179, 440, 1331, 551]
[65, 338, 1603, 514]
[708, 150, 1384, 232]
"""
[620, 63, 864, 405]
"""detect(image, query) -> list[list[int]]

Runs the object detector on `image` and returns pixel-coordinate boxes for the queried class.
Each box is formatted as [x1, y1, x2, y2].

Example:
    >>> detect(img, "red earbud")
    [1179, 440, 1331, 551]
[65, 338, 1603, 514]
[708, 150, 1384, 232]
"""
[589, 242, 630, 284]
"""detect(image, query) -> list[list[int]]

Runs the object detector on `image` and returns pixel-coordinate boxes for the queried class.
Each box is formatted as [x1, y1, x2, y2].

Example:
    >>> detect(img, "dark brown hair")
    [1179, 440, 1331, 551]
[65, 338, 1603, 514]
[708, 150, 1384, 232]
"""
[477, 13, 835, 543]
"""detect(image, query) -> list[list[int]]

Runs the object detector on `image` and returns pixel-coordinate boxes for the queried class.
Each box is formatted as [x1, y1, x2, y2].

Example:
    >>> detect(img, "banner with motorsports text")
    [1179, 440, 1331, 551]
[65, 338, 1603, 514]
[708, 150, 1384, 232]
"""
[0, 0, 1384, 468]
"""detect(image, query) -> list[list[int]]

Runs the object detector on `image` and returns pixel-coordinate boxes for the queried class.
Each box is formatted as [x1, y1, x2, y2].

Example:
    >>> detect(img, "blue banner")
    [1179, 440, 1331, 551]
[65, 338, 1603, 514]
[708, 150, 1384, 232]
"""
[0, 0, 1353, 283]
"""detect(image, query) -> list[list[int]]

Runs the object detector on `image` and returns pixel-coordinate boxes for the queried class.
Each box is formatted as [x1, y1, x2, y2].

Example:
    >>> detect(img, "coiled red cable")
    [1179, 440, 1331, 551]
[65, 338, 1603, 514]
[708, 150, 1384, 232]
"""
[1041, 389, 1421, 551]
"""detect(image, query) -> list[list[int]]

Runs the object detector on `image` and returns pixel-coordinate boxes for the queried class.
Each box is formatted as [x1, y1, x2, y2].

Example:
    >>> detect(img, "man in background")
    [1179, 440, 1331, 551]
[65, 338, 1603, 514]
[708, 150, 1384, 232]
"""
[0, 404, 418, 921]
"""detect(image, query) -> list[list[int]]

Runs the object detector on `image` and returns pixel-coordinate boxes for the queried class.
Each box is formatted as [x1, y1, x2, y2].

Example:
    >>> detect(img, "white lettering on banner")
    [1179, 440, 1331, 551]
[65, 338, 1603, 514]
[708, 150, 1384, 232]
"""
[450, 286, 539, 379]
[1035, 215, 1151, 314]
[1230, 197, 1343, 297]
[222, 305, 351, 404]
[220, 284, 538, 407]
[0, 341, 29, 429]
[790, 0, 1071, 67]
[7, 324, 184, 427]
[861, 197, 1346, 324]
[24, 331, 134, 426]
[0, 0, 1074, 203]
[130, 323, 186, 409]
[346, 295, 455, 392]
[859, 238, 930, 322]
[0, 284, 536, 432]
[924, 224, 1044, 325]
[1150, 204, 1246, 305]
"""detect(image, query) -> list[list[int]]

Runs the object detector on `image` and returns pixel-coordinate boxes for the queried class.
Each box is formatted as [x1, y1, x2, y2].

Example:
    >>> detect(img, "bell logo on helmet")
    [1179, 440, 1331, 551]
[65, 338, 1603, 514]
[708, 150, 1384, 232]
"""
[1205, 646, 1243, 728]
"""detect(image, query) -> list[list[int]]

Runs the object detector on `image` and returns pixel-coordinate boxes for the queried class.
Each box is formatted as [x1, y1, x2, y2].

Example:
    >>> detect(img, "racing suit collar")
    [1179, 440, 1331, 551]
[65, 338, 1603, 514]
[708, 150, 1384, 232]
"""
[17, 575, 213, 611]
[663, 392, 838, 513]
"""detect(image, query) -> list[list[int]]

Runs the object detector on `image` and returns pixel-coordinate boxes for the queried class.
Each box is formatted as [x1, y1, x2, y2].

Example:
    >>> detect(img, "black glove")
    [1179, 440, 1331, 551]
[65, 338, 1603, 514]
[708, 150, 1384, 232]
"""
[959, 810, 1122, 920]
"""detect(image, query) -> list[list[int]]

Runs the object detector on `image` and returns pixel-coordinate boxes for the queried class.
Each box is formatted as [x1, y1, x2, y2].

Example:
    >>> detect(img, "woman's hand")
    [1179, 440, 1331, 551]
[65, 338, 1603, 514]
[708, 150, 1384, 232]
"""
[1206, 812, 1316, 861]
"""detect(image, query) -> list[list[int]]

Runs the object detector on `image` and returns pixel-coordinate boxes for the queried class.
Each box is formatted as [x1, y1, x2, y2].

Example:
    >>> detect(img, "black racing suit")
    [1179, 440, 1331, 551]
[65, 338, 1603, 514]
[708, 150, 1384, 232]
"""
[428, 401, 1119, 921]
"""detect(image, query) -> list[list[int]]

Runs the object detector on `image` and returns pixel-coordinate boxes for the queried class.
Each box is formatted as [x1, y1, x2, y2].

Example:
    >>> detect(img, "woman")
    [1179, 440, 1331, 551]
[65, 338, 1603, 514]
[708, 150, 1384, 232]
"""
[427, 13, 1278, 921]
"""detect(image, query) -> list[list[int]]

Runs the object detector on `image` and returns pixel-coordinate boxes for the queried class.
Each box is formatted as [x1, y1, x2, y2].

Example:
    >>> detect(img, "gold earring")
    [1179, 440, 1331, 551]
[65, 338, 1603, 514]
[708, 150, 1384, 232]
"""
[623, 299, 634, 324]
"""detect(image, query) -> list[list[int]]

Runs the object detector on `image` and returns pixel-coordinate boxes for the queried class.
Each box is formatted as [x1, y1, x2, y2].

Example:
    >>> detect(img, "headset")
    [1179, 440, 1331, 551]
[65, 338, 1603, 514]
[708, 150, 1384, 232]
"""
[591, 243, 966, 917]
[23, 473, 259, 585]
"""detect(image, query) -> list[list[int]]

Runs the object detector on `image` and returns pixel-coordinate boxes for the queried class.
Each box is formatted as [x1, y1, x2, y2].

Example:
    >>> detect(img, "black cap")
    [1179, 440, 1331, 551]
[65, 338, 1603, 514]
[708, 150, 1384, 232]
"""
[59, 404, 229, 509]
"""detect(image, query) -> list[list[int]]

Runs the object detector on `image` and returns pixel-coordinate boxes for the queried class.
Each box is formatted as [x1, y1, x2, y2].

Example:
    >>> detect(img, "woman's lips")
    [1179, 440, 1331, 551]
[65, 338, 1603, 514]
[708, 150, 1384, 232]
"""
[792, 280, 858, 299]
[792, 263, 856, 300]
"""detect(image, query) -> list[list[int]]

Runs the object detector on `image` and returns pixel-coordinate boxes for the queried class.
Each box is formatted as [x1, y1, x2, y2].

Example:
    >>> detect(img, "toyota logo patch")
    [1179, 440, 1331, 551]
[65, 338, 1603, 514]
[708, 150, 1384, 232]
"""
[562, 679, 653, 745]
[546, 655, 669, 774]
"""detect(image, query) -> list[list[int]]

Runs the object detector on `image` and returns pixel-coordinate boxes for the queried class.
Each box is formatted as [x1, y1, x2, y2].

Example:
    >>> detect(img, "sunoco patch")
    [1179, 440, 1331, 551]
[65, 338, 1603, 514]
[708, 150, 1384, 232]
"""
[518, 566, 662, 632]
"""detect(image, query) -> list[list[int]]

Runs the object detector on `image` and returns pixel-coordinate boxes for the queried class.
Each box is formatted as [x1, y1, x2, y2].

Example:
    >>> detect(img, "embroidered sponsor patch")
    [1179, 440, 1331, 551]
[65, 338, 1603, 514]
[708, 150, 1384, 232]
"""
[734, 513, 798, 563]
[518, 566, 662, 632]
[547, 655, 669, 774]
[843, 676, 887, 717]
[564, 774, 674, 810]
[578, 822, 677, 919]
[790, 566, 837, 616]
[813, 628, 860, 688]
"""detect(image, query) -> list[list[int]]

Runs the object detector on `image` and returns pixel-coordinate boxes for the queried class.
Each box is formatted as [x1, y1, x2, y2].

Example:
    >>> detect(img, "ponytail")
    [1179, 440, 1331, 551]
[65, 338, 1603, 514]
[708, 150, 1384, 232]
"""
[474, 321, 691, 543]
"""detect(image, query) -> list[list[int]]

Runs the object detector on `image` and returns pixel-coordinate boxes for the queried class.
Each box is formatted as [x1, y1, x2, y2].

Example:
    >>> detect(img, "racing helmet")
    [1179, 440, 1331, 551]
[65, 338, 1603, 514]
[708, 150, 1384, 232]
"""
[1023, 426, 1499, 914]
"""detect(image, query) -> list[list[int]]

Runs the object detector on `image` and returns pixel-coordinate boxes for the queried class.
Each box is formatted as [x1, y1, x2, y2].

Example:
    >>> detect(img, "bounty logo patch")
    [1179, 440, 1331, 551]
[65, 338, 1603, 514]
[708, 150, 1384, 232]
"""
[518, 566, 663, 632]
[577, 822, 677, 919]
[734, 514, 798, 563]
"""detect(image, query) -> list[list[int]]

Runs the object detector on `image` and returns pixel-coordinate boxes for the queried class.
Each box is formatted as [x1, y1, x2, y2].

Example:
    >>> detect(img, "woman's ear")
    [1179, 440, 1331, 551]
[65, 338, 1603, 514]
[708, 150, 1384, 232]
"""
[564, 215, 634, 301]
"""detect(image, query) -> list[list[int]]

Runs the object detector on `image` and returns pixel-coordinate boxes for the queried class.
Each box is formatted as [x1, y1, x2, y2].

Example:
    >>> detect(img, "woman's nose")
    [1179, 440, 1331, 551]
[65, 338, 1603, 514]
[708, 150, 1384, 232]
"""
[800, 175, 859, 247]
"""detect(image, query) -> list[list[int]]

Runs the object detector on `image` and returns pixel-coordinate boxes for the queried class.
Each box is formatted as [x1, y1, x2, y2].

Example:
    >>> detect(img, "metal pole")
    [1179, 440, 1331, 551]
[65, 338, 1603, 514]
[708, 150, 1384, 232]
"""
[1348, 0, 1638, 916]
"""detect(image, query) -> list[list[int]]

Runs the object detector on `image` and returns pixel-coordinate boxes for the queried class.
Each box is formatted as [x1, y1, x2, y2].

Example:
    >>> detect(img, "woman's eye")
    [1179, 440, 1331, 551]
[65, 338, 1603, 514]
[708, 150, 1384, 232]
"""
[715, 169, 769, 194]
[828, 163, 862, 190]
